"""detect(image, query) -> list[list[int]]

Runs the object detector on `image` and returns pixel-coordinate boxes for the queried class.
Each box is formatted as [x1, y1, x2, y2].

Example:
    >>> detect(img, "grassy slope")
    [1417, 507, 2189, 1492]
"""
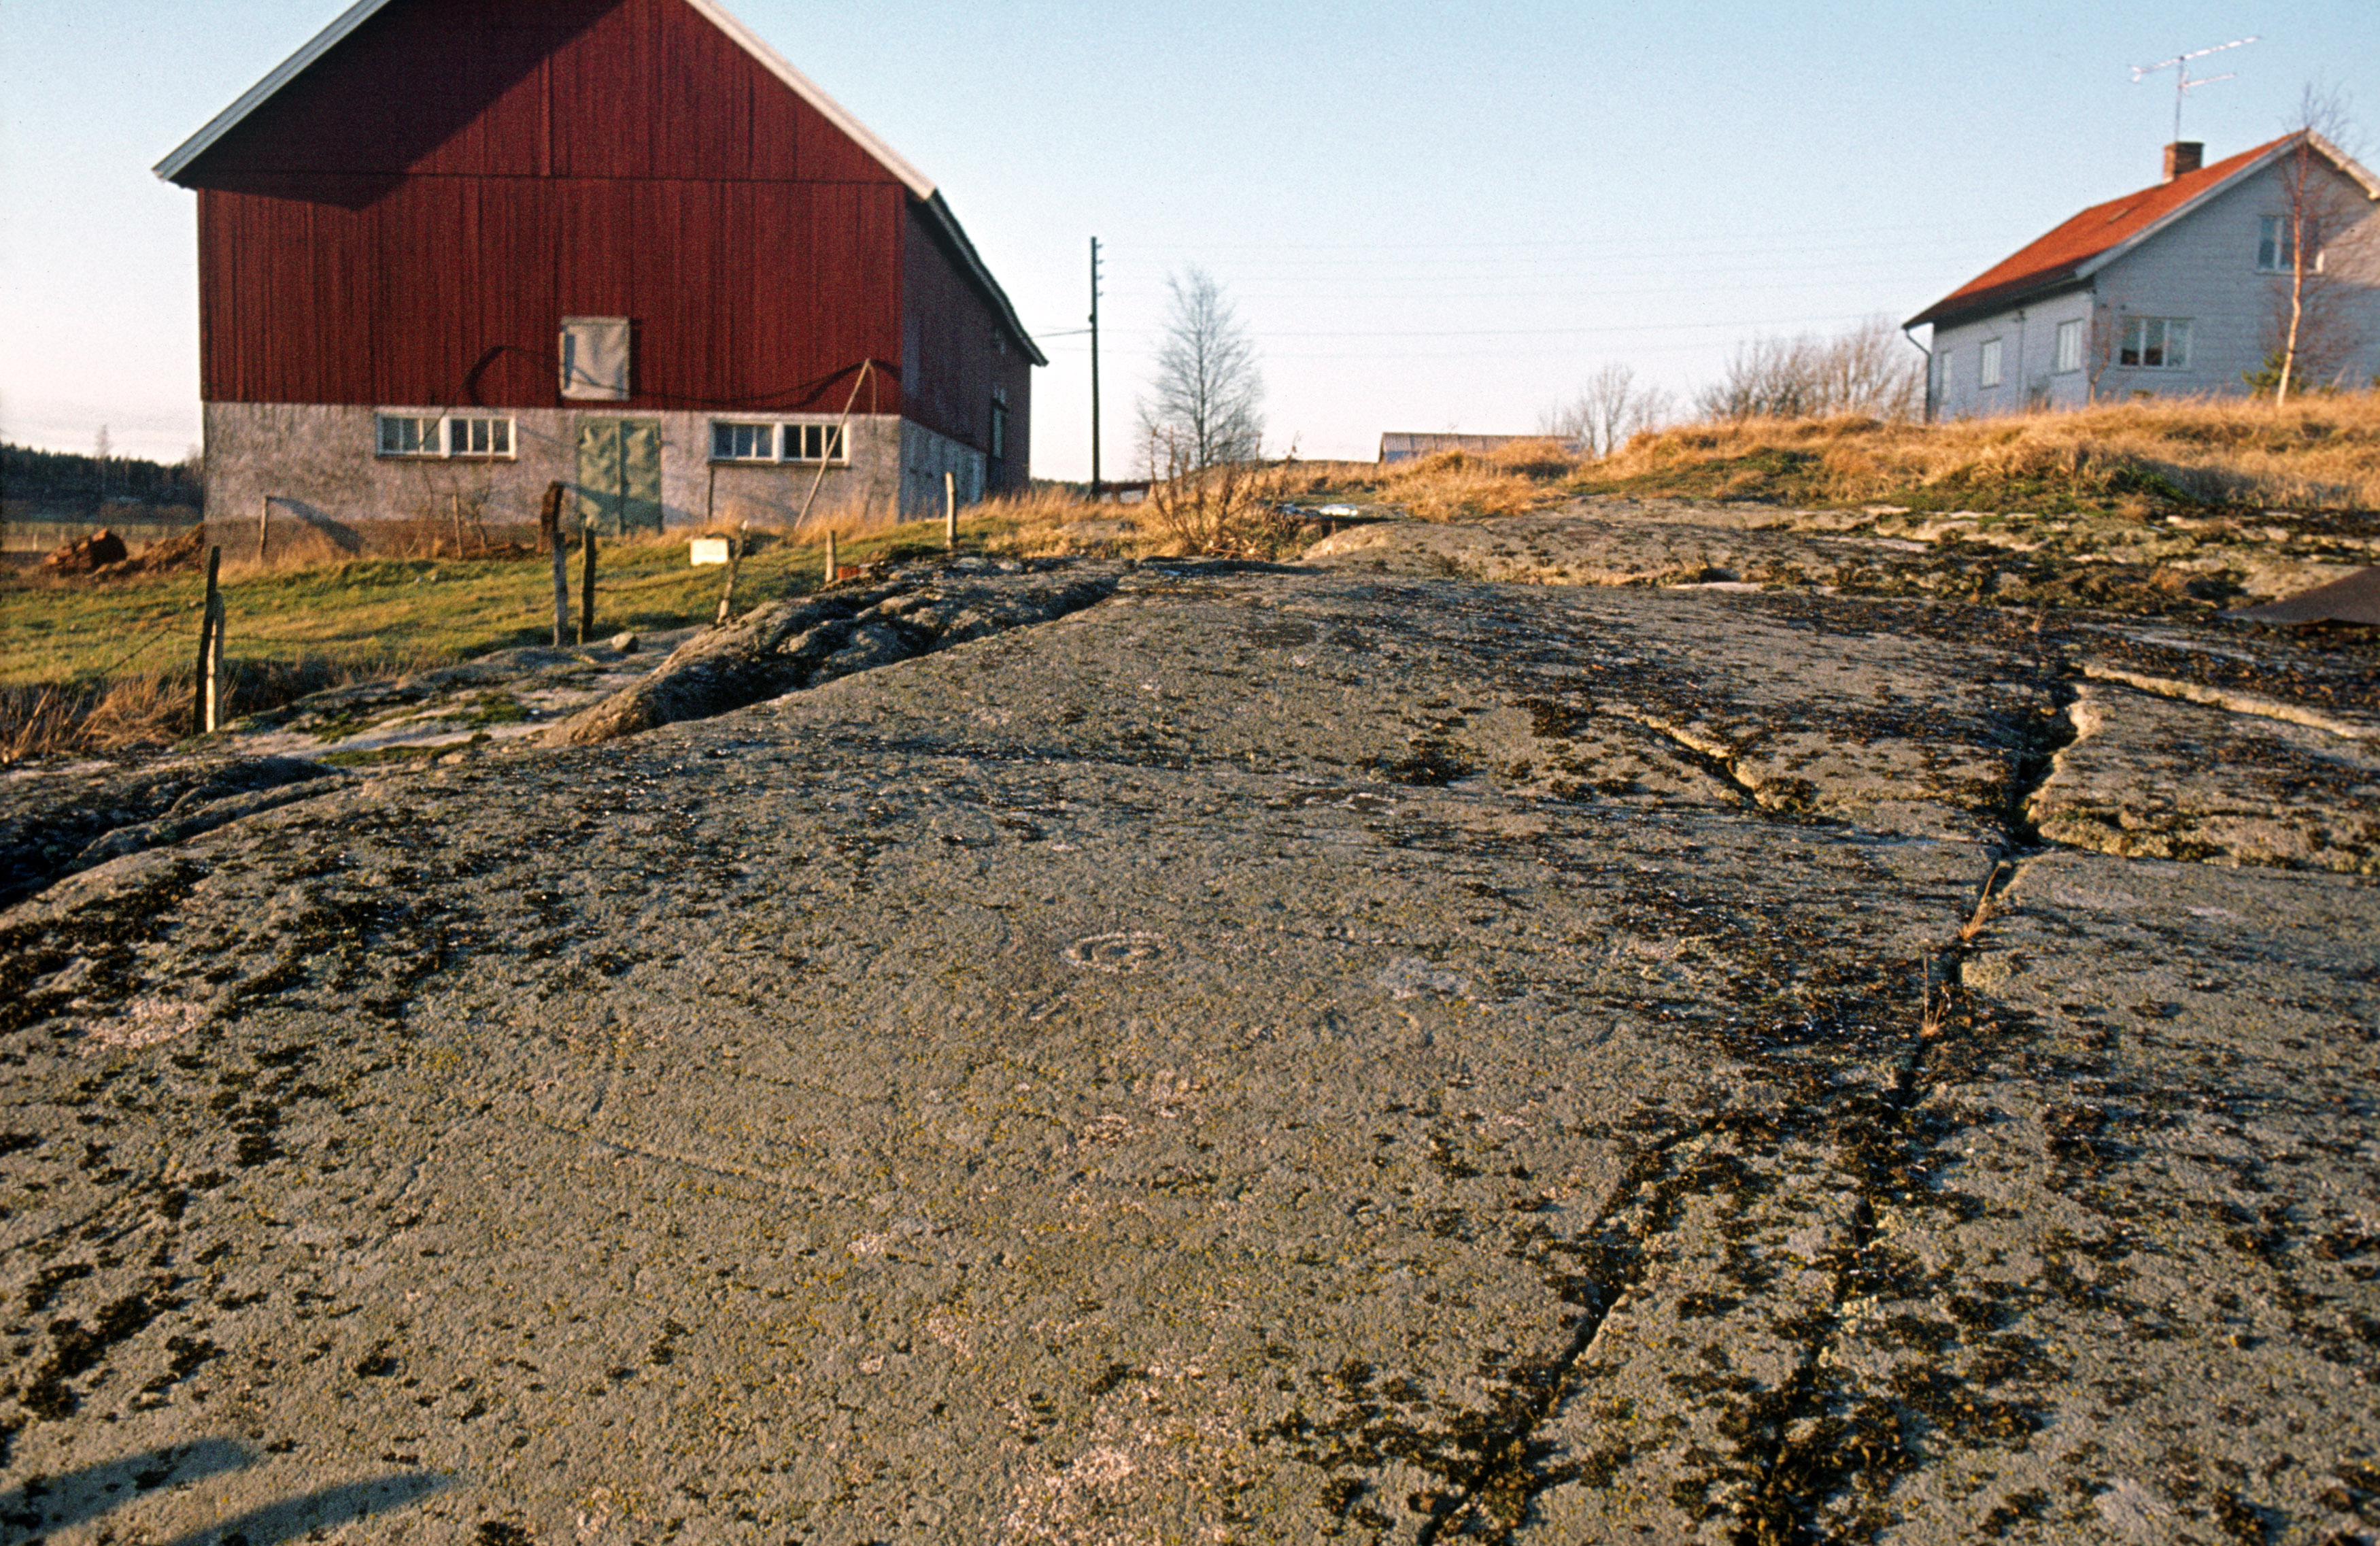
[5, 397, 2373, 757]
[0, 518, 1009, 689]
[1259, 393, 2380, 522]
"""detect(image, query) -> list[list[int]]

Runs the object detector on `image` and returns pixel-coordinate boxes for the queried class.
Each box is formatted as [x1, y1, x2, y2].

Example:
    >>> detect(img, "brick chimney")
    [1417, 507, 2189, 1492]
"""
[2163, 141, 2204, 182]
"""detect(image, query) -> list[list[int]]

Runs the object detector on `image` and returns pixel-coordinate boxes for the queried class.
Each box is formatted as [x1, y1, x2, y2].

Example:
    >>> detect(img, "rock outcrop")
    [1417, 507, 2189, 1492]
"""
[2, 528, 2373, 1543]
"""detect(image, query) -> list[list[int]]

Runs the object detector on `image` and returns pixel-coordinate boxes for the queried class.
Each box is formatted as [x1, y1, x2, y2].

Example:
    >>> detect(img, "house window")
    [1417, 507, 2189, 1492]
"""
[2118, 318, 2192, 369]
[2258, 216, 2292, 272]
[377, 415, 441, 456]
[1979, 338, 2003, 388]
[376, 414, 515, 458]
[448, 416, 512, 457]
[2259, 216, 2325, 274]
[711, 422, 775, 462]
[783, 422, 846, 463]
[990, 400, 1007, 463]
[560, 316, 632, 401]
[1936, 348, 1953, 400]
[2054, 320, 2082, 374]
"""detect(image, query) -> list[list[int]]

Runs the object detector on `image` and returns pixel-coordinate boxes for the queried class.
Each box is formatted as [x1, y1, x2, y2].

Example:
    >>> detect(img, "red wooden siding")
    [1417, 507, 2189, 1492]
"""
[903, 203, 1034, 488]
[177, 0, 920, 415]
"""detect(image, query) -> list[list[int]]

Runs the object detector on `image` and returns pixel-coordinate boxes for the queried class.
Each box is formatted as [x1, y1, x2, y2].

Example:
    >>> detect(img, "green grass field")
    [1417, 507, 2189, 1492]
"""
[0, 516, 1013, 689]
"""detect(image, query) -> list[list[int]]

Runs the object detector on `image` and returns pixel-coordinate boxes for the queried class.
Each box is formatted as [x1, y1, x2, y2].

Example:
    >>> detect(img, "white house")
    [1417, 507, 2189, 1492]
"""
[1907, 135, 2380, 419]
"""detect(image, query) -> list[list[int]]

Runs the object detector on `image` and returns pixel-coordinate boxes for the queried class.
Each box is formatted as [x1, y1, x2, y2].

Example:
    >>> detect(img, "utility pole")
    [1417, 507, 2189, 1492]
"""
[1089, 236, 1103, 499]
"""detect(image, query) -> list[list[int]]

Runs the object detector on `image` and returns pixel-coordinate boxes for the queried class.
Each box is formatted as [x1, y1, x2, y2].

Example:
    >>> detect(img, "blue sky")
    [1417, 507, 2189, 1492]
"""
[1, 0, 2368, 473]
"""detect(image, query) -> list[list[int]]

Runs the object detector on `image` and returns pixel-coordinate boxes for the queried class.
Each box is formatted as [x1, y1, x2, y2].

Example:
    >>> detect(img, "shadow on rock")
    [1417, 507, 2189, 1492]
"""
[0, 1436, 448, 1545]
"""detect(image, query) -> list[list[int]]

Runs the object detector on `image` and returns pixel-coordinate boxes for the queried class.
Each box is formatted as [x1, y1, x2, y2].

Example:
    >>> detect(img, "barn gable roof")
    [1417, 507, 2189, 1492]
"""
[1905, 133, 2380, 331]
[154, 0, 1045, 366]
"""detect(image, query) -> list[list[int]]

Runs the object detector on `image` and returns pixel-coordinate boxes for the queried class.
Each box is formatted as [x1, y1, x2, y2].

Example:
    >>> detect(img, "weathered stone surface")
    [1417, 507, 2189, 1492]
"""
[1308, 499, 2380, 616]
[1, 554, 2373, 1543]
[0, 753, 339, 908]
[2031, 680, 2380, 873]
[224, 629, 703, 761]
[545, 558, 1124, 745]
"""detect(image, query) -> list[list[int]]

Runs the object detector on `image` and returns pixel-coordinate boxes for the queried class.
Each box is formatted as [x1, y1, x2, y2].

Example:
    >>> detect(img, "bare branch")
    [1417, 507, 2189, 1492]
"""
[1136, 269, 1265, 471]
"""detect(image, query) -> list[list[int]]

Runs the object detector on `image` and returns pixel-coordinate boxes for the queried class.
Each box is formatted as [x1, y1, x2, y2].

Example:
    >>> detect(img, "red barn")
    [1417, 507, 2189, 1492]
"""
[156, 0, 1042, 538]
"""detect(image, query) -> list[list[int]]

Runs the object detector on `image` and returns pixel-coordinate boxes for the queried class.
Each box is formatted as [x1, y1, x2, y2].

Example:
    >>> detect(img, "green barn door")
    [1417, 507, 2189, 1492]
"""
[575, 418, 663, 535]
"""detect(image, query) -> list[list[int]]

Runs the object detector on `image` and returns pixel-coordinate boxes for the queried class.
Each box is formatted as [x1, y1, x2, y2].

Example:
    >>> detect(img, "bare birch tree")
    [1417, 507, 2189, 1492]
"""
[1138, 268, 1264, 470]
[1538, 363, 1673, 456]
[2256, 90, 2371, 403]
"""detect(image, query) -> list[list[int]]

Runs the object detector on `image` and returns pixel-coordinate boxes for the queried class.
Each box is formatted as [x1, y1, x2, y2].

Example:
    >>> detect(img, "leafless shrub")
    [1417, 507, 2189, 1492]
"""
[1540, 363, 1676, 456]
[1697, 314, 1923, 423]
[1138, 432, 1301, 556]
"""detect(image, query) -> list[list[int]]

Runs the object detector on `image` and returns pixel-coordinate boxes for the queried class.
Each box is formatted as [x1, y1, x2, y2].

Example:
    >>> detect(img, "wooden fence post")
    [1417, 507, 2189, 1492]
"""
[257, 495, 270, 565]
[715, 522, 745, 625]
[824, 529, 837, 586]
[551, 529, 569, 648]
[537, 481, 564, 554]
[191, 544, 224, 735]
[945, 471, 957, 550]
[450, 492, 466, 559]
[579, 522, 598, 645]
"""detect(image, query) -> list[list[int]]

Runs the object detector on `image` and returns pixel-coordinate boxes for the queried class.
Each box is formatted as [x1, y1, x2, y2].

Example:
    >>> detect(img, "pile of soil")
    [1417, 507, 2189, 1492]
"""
[95, 526, 207, 577]
[39, 527, 129, 573]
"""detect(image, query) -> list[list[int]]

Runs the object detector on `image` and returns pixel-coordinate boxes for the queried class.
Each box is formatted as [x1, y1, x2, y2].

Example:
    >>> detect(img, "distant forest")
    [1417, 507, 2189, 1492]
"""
[3, 442, 205, 514]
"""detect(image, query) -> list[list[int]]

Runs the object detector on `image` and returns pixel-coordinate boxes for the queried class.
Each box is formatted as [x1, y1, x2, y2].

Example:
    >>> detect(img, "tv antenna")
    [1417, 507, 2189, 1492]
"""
[2132, 36, 2257, 145]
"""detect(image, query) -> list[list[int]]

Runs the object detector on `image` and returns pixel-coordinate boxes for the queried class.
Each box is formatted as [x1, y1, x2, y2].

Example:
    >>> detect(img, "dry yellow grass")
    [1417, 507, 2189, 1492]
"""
[1257, 439, 1589, 522]
[1591, 393, 2380, 512]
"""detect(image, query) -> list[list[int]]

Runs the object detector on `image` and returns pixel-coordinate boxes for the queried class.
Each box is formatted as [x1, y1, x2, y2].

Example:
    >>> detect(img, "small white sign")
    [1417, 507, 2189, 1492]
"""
[690, 537, 730, 566]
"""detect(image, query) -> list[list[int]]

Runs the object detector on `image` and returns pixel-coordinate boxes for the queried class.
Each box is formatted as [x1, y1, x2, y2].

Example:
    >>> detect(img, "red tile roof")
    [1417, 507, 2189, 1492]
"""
[1907, 135, 2296, 328]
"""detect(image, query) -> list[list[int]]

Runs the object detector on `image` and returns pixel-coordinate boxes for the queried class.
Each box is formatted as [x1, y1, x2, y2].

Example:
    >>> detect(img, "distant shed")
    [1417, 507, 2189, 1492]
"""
[1379, 433, 1543, 465]
[154, 0, 1043, 535]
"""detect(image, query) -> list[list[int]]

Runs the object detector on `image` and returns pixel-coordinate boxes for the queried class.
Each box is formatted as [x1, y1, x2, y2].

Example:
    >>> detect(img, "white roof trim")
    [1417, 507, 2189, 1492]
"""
[1917, 133, 2380, 329]
[2309, 131, 2380, 201]
[2063, 141, 2296, 288]
[2071, 133, 2380, 288]
[153, 0, 394, 182]
[151, 0, 1042, 363]
[679, 0, 934, 201]
[155, 0, 938, 197]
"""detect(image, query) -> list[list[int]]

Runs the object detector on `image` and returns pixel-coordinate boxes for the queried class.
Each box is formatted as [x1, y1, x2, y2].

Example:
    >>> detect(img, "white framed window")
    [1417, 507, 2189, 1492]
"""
[560, 316, 632, 401]
[1935, 348, 1953, 400]
[1979, 338, 2003, 388]
[2054, 319, 2082, 374]
[377, 414, 441, 456]
[447, 416, 512, 457]
[710, 421, 775, 461]
[2259, 216, 2324, 274]
[376, 414, 515, 459]
[2258, 216, 2290, 271]
[782, 422, 847, 464]
[2118, 317, 2192, 369]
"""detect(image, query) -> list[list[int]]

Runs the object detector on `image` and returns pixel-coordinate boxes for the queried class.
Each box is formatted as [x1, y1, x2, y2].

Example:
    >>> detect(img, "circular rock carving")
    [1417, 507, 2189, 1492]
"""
[1064, 931, 1169, 973]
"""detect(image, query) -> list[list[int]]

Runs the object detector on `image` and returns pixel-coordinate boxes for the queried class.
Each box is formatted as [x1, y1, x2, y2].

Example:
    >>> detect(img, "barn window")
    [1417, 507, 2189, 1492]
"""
[990, 401, 1007, 463]
[377, 415, 441, 456]
[2054, 320, 2082, 374]
[2118, 318, 2191, 369]
[560, 316, 632, 401]
[375, 414, 514, 458]
[710, 422, 775, 461]
[448, 416, 513, 457]
[1979, 339, 2003, 388]
[782, 422, 847, 463]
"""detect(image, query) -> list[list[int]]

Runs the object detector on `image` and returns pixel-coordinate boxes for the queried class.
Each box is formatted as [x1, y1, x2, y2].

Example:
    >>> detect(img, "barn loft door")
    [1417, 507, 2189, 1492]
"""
[575, 418, 663, 535]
